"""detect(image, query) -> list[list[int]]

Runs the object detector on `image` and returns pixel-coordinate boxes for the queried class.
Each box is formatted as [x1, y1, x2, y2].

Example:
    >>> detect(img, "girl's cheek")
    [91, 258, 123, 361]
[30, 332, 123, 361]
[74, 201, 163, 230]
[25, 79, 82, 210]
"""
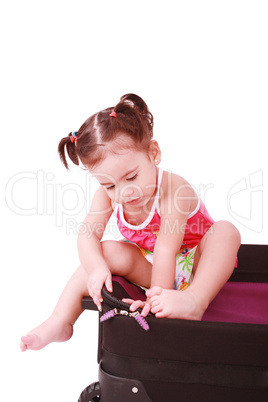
[112, 188, 122, 204]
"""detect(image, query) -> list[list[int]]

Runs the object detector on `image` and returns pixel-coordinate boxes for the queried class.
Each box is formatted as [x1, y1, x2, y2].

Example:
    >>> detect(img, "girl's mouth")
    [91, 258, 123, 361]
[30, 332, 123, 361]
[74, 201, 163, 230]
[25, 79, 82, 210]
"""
[126, 197, 143, 206]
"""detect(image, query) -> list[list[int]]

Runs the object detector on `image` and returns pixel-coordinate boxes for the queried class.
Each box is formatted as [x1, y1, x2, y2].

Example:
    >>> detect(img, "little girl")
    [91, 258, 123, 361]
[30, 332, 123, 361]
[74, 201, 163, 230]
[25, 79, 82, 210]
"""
[20, 94, 240, 351]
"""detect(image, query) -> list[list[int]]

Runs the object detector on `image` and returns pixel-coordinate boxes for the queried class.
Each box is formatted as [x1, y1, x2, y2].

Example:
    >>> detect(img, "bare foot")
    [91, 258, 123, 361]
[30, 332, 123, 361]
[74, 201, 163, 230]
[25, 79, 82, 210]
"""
[147, 286, 207, 320]
[20, 314, 73, 352]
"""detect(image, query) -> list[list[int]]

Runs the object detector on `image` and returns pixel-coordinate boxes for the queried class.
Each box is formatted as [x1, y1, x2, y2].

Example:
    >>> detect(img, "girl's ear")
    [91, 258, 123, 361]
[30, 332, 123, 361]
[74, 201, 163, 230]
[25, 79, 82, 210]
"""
[148, 140, 161, 165]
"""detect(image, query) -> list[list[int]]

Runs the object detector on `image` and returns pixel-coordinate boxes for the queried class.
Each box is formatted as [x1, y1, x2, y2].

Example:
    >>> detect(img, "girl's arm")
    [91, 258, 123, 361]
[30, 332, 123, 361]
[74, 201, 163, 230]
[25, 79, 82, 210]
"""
[77, 186, 113, 310]
[129, 173, 198, 316]
[151, 173, 197, 289]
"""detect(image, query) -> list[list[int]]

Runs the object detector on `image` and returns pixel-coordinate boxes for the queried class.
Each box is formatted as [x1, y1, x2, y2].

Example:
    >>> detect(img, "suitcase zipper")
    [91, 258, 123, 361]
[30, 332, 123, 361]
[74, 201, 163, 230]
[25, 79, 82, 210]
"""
[100, 307, 150, 331]
[102, 287, 132, 311]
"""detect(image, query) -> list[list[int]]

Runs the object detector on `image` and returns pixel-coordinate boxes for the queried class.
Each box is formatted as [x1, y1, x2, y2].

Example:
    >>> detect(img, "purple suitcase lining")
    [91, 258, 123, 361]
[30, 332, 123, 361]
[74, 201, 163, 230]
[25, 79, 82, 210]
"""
[202, 281, 268, 324]
[112, 276, 268, 325]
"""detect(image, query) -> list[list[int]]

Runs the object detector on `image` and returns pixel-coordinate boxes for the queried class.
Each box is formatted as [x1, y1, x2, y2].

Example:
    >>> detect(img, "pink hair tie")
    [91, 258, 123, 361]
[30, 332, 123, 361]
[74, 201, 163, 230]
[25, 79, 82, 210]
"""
[70, 132, 78, 143]
[109, 111, 117, 118]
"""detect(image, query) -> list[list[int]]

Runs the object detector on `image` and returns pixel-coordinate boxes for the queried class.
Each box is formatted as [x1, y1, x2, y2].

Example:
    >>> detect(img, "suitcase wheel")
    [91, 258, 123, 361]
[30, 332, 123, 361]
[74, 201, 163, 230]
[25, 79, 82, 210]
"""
[78, 381, 100, 401]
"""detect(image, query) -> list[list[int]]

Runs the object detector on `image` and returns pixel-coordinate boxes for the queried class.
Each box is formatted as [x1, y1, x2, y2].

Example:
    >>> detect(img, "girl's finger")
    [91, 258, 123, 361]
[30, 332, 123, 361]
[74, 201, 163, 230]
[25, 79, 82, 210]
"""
[105, 274, 113, 293]
[93, 296, 102, 312]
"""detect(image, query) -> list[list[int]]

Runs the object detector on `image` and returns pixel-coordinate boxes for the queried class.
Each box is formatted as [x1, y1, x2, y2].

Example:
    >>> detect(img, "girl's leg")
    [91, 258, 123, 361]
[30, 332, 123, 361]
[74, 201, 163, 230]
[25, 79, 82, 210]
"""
[188, 220, 241, 309]
[148, 221, 241, 319]
[20, 265, 88, 351]
[101, 240, 152, 288]
[20, 241, 152, 351]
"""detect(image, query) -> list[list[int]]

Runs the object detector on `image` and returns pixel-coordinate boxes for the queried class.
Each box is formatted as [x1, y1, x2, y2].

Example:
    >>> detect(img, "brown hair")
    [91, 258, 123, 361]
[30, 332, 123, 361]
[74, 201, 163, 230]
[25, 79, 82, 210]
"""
[58, 94, 154, 169]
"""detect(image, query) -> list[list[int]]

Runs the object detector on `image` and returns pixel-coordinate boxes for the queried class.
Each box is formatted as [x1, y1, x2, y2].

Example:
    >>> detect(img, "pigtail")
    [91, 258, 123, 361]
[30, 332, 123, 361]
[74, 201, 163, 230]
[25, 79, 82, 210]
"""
[120, 93, 148, 114]
[117, 94, 154, 135]
[58, 133, 79, 170]
[111, 94, 153, 145]
[120, 94, 153, 128]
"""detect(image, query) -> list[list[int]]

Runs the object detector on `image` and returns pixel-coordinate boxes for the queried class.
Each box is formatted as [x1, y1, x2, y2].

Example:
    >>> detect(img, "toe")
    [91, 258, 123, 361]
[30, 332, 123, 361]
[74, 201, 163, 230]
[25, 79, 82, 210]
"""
[129, 300, 145, 312]
[21, 334, 33, 345]
[151, 303, 163, 314]
[146, 286, 163, 298]
[155, 311, 165, 318]
[20, 341, 27, 352]
[150, 296, 160, 308]
[20, 334, 41, 351]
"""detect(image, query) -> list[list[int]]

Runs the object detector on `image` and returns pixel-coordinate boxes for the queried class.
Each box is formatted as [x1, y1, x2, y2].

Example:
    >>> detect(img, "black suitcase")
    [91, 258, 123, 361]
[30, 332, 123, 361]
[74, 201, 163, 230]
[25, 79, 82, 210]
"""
[78, 244, 268, 401]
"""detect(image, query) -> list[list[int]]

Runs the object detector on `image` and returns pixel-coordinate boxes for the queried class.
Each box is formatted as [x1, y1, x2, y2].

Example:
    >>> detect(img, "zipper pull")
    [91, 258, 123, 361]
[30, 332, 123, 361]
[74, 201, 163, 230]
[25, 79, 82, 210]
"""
[130, 311, 150, 331]
[100, 308, 128, 322]
[100, 308, 118, 322]
[100, 308, 150, 331]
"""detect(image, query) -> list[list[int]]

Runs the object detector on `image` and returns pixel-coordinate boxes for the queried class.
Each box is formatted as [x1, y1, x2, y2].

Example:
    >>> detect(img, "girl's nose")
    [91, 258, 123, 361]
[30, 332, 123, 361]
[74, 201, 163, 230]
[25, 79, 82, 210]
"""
[123, 187, 134, 197]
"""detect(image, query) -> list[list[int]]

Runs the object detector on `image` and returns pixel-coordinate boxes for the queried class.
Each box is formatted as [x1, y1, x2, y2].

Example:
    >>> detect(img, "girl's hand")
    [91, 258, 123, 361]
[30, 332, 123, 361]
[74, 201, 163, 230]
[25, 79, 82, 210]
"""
[122, 298, 151, 317]
[87, 269, 113, 311]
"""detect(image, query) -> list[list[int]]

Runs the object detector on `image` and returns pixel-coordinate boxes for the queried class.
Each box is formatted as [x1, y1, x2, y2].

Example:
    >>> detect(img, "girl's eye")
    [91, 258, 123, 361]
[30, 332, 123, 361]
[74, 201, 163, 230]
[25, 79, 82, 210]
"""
[127, 174, 137, 181]
[105, 173, 137, 190]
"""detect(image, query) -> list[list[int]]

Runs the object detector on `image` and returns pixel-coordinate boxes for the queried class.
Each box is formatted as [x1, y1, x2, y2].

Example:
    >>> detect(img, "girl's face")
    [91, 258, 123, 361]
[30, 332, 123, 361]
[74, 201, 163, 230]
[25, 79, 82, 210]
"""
[90, 139, 161, 210]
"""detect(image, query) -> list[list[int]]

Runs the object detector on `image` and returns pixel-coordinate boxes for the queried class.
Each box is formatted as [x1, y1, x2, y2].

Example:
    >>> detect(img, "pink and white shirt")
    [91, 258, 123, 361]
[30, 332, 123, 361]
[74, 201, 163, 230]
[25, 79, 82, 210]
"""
[114, 168, 214, 252]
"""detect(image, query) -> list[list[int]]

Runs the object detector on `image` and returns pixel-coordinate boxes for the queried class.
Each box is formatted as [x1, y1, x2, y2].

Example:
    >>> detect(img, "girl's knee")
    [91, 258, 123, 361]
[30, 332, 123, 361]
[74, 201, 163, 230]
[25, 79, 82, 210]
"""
[101, 240, 122, 261]
[101, 240, 115, 255]
[212, 220, 241, 246]
[101, 240, 131, 273]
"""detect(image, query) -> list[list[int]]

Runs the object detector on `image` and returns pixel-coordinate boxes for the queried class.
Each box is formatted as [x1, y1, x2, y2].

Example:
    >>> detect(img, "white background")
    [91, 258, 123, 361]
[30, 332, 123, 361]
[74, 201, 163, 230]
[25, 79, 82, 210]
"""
[1, 1, 267, 401]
